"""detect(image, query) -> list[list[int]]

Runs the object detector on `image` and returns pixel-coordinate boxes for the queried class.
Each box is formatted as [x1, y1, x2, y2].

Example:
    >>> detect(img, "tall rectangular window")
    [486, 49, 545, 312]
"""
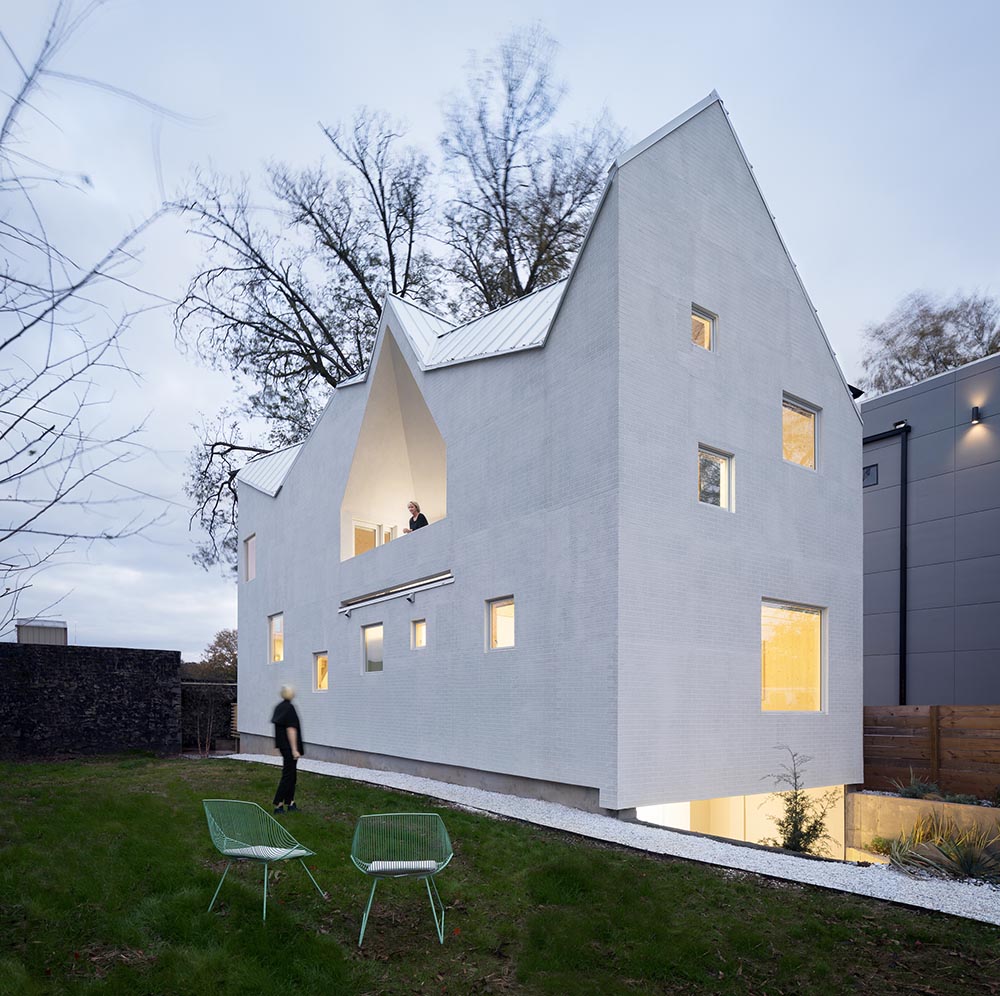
[691, 306, 715, 351]
[363, 623, 384, 672]
[268, 613, 284, 663]
[412, 619, 426, 649]
[489, 597, 515, 650]
[698, 446, 732, 510]
[782, 397, 817, 469]
[761, 600, 822, 712]
[244, 534, 256, 581]
[315, 652, 329, 691]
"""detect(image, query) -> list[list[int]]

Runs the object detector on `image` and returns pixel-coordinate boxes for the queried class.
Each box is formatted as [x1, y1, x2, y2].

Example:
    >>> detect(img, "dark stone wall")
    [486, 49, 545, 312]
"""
[0, 643, 181, 757]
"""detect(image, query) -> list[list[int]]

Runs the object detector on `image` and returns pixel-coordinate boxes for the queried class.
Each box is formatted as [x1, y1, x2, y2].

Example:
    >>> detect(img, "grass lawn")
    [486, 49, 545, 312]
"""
[2, 756, 999, 995]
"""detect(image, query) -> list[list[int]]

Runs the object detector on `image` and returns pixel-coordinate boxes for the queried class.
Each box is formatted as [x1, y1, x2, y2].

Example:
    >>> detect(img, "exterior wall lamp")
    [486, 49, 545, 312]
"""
[971, 406, 981, 424]
[893, 419, 908, 429]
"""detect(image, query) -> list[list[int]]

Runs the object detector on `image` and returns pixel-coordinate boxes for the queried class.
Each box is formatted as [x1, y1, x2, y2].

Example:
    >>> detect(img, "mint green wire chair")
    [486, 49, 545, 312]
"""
[203, 799, 325, 921]
[350, 813, 453, 946]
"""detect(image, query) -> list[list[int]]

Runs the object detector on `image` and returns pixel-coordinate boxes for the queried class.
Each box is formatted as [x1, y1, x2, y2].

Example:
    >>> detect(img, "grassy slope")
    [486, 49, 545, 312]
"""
[1, 756, 998, 995]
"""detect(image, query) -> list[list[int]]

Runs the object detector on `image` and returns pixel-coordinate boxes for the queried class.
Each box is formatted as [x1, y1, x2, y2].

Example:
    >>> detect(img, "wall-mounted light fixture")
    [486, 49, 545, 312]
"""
[971, 406, 982, 424]
[893, 419, 908, 430]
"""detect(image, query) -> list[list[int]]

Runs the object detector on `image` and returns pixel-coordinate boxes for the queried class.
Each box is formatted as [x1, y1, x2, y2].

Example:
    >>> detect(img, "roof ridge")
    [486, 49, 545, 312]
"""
[439, 278, 568, 339]
[243, 440, 303, 466]
[387, 294, 455, 328]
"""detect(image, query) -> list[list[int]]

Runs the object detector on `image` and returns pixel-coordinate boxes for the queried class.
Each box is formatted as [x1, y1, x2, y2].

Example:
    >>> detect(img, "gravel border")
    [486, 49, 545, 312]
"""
[228, 753, 1000, 926]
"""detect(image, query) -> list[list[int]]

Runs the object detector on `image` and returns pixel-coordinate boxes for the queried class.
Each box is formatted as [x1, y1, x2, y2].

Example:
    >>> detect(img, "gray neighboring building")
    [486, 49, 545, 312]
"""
[862, 353, 1000, 705]
[237, 92, 862, 829]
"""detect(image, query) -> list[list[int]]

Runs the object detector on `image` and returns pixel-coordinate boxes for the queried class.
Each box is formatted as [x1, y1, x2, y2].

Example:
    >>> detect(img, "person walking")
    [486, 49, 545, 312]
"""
[272, 685, 303, 814]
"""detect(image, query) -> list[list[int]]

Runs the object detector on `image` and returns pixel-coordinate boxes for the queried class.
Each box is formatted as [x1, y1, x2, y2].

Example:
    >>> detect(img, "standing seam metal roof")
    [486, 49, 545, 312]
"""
[236, 443, 303, 496]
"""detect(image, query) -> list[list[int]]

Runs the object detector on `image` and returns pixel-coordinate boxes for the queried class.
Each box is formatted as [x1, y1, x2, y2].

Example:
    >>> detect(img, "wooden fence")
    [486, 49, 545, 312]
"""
[864, 705, 1000, 799]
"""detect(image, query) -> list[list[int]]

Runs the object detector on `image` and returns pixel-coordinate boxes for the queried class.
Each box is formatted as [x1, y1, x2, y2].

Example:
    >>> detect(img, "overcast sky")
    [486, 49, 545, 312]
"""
[3, 0, 998, 659]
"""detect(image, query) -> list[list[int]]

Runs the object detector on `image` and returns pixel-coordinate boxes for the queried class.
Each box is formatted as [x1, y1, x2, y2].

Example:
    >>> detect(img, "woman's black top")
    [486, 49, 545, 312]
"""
[409, 513, 428, 531]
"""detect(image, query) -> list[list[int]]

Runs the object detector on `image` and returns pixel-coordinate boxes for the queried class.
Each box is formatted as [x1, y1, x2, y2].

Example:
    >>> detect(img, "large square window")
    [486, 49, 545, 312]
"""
[412, 619, 426, 650]
[698, 446, 732, 510]
[782, 397, 817, 469]
[315, 652, 329, 691]
[244, 534, 256, 581]
[691, 306, 715, 351]
[268, 613, 284, 663]
[489, 598, 515, 650]
[363, 624, 384, 672]
[761, 600, 822, 712]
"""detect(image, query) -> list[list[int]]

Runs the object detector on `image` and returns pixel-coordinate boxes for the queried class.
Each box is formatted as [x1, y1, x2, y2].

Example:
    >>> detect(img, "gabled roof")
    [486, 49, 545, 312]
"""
[387, 279, 567, 371]
[236, 442, 303, 496]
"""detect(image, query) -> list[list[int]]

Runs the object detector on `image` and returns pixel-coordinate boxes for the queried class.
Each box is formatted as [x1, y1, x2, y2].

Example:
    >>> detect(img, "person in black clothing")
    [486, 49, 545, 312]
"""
[404, 500, 428, 533]
[272, 685, 303, 814]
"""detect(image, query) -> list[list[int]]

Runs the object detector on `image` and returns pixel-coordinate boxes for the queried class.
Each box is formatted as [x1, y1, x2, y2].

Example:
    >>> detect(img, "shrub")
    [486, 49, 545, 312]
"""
[759, 746, 840, 856]
[890, 768, 940, 799]
[889, 814, 1000, 883]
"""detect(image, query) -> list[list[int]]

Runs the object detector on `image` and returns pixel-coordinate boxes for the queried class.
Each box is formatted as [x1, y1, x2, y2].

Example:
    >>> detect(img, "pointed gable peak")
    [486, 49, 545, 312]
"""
[616, 91, 722, 168]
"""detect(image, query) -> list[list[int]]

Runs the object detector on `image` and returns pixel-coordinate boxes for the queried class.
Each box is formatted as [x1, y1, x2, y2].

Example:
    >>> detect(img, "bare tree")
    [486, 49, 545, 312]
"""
[0, 2, 165, 635]
[178, 29, 621, 571]
[860, 291, 1000, 394]
[176, 111, 437, 571]
[440, 27, 622, 315]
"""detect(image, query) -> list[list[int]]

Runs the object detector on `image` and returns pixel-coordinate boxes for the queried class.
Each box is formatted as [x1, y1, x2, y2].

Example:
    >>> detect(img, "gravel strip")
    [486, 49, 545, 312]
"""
[229, 753, 1000, 926]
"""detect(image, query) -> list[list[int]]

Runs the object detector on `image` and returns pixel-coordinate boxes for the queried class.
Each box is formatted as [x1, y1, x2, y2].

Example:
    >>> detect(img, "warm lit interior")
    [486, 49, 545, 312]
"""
[364, 624, 383, 672]
[761, 600, 821, 711]
[691, 310, 712, 350]
[340, 331, 446, 560]
[269, 613, 284, 663]
[315, 653, 329, 690]
[637, 785, 846, 858]
[412, 619, 426, 649]
[782, 400, 816, 468]
[490, 599, 515, 649]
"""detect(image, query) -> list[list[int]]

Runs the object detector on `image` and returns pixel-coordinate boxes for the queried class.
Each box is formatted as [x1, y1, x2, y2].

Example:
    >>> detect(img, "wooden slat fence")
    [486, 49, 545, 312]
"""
[864, 705, 1000, 800]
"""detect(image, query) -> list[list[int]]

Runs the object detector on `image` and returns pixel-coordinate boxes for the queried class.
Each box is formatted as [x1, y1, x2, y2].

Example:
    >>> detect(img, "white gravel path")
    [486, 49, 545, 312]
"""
[228, 753, 1000, 926]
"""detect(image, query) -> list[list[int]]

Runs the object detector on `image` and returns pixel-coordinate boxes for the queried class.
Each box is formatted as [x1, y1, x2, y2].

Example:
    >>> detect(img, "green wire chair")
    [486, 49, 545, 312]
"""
[203, 799, 325, 921]
[350, 813, 454, 946]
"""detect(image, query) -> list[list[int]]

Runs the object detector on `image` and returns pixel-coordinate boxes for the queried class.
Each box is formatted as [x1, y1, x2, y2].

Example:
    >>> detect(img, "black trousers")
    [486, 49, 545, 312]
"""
[273, 750, 298, 806]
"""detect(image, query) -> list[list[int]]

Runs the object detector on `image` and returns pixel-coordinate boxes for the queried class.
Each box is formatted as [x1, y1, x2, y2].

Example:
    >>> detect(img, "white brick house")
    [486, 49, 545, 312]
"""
[236, 93, 863, 833]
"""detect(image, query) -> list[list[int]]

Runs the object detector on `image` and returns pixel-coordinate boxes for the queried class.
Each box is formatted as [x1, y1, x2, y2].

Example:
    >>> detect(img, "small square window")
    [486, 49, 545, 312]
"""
[863, 464, 878, 487]
[412, 619, 426, 649]
[363, 623, 383, 672]
[761, 600, 823, 712]
[268, 613, 284, 663]
[315, 652, 329, 691]
[691, 306, 715, 351]
[698, 446, 733, 510]
[244, 534, 256, 581]
[782, 397, 817, 469]
[489, 598, 515, 650]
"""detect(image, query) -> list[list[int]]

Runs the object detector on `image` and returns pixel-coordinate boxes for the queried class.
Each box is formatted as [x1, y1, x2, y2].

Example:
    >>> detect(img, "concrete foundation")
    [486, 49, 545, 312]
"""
[239, 732, 633, 817]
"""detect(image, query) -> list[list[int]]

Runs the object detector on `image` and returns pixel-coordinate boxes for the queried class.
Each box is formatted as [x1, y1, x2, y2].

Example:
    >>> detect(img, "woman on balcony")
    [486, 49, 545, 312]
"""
[404, 500, 428, 533]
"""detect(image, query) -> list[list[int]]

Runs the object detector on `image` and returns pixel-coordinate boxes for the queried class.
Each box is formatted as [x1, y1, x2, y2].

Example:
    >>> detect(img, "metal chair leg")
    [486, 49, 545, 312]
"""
[358, 878, 379, 947]
[263, 862, 269, 921]
[298, 858, 325, 898]
[208, 861, 232, 913]
[425, 875, 445, 943]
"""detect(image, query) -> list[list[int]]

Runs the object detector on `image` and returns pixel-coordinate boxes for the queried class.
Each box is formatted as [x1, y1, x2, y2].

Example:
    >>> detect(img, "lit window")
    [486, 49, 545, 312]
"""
[761, 600, 822, 712]
[782, 397, 817, 468]
[363, 623, 383, 672]
[381, 526, 396, 545]
[489, 598, 515, 650]
[412, 619, 426, 649]
[691, 306, 715, 351]
[268, 613, 284, 663]
[244, 534, 256, 581]
[698, 446, 732, 510]
[354, 523, 378, 556]
[315, 652, 329, 691]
